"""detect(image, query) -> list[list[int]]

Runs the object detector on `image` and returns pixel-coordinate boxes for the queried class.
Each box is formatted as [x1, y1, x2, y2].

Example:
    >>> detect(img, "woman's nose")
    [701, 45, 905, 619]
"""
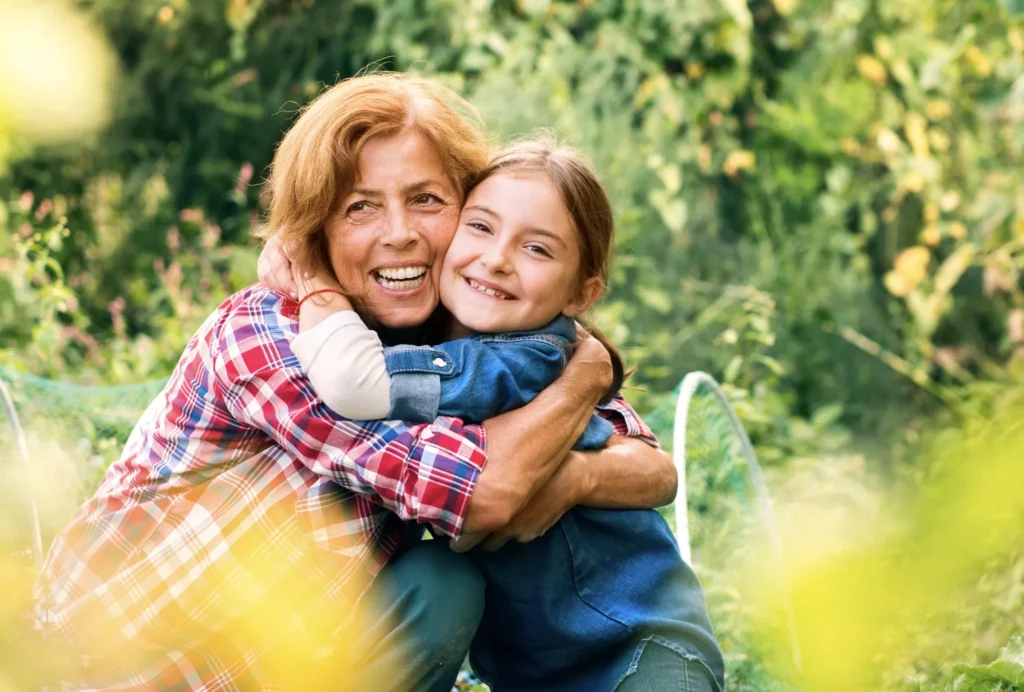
[379, 208, 418, 249]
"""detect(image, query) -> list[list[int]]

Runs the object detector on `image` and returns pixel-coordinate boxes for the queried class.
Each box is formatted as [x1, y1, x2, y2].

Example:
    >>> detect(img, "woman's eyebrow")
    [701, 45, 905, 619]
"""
[349, 180, 445, 197]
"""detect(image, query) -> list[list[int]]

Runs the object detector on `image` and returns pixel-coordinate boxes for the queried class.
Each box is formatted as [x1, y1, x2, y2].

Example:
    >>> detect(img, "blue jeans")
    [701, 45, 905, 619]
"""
[342, 538, 484, 692]
[616, 641, 719, 692]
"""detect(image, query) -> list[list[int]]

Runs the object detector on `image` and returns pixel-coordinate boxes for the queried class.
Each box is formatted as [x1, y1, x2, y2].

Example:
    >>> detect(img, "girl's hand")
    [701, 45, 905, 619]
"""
[257, 236, 298, 298]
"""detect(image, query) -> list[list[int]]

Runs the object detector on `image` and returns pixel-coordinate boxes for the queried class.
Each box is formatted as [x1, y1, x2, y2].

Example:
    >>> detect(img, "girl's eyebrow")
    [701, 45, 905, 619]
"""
[527, 227, 568, 249]
[463, 204, 499, 218]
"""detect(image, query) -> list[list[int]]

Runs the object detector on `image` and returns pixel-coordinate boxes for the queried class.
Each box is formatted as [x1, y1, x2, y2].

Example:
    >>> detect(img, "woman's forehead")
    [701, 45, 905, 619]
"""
[352, 129, 452, 191]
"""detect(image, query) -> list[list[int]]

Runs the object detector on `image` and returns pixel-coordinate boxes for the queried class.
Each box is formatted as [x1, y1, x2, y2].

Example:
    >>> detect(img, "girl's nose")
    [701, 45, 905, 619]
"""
[480, 245, 513, 274]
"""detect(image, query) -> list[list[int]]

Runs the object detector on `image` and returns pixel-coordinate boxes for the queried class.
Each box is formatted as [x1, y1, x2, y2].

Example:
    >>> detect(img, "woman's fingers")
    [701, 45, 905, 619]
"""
[449, 532, 487, 553]
[481, 533, 512, 552]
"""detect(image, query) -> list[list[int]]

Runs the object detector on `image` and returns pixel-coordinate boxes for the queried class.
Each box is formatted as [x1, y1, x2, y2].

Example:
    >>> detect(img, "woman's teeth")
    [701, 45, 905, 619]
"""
[467, 278, 511, 300]
[375, 266, 427, 291]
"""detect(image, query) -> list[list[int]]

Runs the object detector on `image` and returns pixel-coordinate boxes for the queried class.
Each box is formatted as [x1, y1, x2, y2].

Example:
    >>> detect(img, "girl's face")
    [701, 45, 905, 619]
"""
[440, 172, 599, 334]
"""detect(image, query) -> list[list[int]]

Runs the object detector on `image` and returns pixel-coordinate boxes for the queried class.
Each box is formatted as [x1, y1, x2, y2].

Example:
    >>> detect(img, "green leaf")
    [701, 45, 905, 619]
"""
[635, 285, 673, 314]
[953, 634, 1024, 687]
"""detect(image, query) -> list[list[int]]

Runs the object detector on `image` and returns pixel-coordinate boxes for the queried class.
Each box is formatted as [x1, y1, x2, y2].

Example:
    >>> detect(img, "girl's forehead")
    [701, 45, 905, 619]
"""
[466, 170, 558, 206]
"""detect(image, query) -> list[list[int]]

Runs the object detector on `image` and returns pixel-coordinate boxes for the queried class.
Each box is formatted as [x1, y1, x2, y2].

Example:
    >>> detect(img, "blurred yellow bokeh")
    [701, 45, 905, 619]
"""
[746, 395, 1024, 691]
[0, 0, 116, 158]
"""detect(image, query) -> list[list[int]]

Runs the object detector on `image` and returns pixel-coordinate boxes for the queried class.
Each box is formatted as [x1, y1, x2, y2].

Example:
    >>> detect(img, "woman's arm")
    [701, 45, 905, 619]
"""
[213, 288, 487, 538]
[469, 436, 676, 551]
[461, 331, 613, 534]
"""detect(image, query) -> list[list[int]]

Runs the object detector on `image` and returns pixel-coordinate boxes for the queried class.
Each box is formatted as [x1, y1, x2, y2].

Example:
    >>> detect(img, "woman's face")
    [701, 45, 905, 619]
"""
[325, 129, 461, 329]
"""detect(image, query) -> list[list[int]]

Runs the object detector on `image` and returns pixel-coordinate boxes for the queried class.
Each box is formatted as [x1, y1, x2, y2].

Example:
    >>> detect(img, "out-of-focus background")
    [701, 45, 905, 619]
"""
[1, 1, 1023, 691]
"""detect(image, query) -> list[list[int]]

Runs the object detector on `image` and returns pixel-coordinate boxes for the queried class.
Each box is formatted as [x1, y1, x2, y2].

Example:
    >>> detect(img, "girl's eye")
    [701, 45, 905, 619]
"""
[525, 244, 552, 257]
[469, 222, 492, 234]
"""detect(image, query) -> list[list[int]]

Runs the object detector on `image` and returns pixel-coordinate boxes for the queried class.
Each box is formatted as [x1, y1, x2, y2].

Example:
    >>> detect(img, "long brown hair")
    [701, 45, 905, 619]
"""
[467, 133, 630, 402]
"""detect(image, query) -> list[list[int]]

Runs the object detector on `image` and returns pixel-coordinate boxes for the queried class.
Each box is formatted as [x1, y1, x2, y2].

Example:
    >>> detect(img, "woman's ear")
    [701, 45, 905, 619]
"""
[563, 277, 603, 317]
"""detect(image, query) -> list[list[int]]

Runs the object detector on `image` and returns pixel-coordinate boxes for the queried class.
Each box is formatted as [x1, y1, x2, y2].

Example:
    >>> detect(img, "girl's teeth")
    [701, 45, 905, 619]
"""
[468, 279, 509, 299]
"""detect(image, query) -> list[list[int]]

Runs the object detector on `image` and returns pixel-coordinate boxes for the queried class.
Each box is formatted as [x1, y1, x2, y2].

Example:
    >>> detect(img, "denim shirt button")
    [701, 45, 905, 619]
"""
[432, 357, 446, 368]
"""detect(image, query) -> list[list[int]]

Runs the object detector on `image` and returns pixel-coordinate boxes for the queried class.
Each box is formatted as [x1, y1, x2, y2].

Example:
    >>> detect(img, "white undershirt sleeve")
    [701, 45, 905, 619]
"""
[290, 311, 393, 419]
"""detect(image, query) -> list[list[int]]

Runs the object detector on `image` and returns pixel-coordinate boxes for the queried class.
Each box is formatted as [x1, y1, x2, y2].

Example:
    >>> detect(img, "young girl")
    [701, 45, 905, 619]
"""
[281, 137, 723, 691]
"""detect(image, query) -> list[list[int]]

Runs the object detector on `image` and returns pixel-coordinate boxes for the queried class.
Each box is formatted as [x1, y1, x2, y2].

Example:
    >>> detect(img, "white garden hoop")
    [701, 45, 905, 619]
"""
[1, 377, 44, 571]
[671, 371, 802, 670]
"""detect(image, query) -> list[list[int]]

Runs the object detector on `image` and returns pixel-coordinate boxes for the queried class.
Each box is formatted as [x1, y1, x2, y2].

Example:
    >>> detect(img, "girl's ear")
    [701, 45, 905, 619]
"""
[563, 276, 603, 317]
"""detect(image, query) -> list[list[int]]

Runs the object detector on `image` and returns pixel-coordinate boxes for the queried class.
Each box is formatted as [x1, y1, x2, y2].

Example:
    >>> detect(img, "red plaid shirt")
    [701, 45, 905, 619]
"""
[35, 285, 657, 690]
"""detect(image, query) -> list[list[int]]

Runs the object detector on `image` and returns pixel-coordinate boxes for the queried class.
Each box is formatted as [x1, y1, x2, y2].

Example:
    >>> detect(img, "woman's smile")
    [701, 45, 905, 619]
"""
[373, 263, 429, 292]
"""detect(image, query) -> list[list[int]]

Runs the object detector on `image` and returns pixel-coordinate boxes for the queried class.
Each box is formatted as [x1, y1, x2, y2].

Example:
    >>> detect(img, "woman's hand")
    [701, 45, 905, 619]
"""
[462, 328, 614, 537]
[480, 450, 585, 551]
[568, 325, 614, 399]
[257, 235, 298, 298]
[451, 451, 587, 553]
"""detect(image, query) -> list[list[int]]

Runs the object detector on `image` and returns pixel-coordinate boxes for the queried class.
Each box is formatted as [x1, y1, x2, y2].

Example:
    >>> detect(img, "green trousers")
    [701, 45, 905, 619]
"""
[342, 538, 484, 692]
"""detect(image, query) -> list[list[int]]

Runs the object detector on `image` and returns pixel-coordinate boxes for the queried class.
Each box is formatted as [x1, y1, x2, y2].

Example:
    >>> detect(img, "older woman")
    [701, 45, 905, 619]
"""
[36, 73, 679, 691]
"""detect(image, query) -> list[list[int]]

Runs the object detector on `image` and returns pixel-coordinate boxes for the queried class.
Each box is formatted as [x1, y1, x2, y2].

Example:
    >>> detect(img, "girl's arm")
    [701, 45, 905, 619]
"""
[292, 309, 393, 419]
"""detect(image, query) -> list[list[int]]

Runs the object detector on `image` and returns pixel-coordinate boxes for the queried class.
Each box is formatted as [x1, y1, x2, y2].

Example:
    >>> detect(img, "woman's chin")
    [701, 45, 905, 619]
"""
[366, 279, 440, 328]
[371, 298, 439, 329]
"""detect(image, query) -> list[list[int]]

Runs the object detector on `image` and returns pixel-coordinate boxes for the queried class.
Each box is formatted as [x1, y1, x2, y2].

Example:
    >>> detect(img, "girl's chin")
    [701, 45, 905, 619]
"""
[449, 307, 510, 334]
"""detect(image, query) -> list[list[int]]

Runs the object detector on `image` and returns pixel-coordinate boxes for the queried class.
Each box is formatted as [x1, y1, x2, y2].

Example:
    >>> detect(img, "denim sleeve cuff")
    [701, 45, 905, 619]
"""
[388, 371, 442, 422]
[573, 414, 615, 450]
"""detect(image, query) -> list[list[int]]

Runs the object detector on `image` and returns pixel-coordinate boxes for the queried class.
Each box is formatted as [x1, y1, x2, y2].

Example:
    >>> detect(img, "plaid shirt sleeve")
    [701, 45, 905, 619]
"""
[595, 394, 660, 447]
[212, 289, 487, 537]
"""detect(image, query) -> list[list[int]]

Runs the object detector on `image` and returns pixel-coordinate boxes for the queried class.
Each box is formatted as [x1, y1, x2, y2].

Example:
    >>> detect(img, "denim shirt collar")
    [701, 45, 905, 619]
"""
[469, 315, 577, 344]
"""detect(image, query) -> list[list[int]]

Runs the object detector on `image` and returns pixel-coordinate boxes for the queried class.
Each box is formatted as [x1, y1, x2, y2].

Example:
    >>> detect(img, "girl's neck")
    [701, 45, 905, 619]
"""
[447, 321, 473, 340]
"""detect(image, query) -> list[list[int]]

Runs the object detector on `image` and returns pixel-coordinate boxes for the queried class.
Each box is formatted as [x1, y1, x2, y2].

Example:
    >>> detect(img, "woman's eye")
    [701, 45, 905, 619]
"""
[347, 201, 370, 214]
[413, 193, 441, 205]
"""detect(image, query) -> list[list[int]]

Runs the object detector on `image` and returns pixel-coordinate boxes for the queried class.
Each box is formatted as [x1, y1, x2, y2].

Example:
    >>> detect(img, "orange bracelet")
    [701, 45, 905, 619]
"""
[297, 288, 348, 311]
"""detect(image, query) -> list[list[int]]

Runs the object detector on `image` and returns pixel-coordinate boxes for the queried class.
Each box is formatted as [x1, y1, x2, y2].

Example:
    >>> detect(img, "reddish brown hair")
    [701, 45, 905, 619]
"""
[258, 73, 491, 285]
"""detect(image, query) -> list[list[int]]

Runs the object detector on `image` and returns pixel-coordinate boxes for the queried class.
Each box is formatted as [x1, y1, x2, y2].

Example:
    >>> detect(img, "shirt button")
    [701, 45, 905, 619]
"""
[433, 357, 446, 368]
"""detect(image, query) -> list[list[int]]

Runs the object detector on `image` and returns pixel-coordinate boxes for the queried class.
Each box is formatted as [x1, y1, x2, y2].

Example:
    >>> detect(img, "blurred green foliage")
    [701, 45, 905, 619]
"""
[3, 0, 1023, 439]
[1, 0, 1023, 690]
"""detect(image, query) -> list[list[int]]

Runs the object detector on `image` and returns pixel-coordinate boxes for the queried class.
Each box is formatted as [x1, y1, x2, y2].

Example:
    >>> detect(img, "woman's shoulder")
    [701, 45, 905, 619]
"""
[193, 285, 300, 369]
[211, 284, 298, 334]
[219, 284, 296, 318]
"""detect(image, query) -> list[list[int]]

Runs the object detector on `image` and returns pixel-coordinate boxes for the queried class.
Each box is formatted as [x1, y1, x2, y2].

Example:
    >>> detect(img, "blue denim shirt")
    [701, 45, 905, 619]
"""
[383, 315, 613, 449]
[383, 316, 724, 691]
